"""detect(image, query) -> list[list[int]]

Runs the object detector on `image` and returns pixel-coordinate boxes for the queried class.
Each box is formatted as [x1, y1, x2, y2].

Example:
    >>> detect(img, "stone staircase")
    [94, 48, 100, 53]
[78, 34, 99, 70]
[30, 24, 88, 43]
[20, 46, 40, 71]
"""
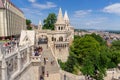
[44, 73, 61, 80]
[40, 44, 60, 80]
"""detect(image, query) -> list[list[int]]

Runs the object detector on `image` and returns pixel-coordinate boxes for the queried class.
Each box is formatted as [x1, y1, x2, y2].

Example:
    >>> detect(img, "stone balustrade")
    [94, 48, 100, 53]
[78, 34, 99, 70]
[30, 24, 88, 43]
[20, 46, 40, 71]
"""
[60, 70, 85, 80]
[0, 44, 35, 80]
[54, 41, 69, 44]
[30, 56, 41, 62]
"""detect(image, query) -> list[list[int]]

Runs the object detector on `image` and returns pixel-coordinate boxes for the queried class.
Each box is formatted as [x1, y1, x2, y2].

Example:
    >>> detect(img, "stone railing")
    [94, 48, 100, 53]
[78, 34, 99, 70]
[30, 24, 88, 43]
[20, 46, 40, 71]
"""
[0, 44, 34, 80]
[48, 43, 60, 69]
[60, 70, 85, 80]
[54, 41, 69, 44]
[30, 56, 41, 62]
[4, 45, 29, 59]
[104, 68, 120, 80]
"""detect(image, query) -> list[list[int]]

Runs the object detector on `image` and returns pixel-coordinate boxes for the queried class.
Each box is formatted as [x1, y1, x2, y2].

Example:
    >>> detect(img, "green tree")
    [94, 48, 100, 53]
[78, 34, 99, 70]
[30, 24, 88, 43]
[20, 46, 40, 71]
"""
[26, 19, 31, 25]
[59, 34, 120, 80]
[91, 33, 106, 45]
[43, 13, 57, 30]
[107, 40, 120, 68]
[26, 19, 32, 30]
[111, 40, 120, 50]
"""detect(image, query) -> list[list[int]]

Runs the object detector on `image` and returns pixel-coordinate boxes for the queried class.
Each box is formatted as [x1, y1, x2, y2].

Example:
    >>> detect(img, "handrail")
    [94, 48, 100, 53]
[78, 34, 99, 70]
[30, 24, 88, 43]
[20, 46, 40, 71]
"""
[60, 70, 85, 80]
[48, 43, 60, 69]
[30, 56, 41, 62]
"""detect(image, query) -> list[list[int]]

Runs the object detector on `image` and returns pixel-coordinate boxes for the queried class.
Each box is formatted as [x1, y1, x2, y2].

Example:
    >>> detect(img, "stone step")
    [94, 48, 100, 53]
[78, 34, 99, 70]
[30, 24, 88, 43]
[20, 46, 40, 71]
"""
[39, 44, 60, 79]
[44, 73, 61, 80]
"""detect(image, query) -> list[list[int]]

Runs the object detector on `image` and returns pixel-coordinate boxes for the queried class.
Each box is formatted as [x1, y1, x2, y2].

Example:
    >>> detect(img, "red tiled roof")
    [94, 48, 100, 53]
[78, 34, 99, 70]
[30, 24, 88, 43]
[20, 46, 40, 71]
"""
[0, 0, 4, 8]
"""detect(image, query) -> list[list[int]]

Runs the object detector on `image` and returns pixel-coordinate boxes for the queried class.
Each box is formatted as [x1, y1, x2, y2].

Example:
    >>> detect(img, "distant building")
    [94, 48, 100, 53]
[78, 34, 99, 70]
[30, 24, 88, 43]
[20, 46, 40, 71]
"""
[0, 0, 26, 39]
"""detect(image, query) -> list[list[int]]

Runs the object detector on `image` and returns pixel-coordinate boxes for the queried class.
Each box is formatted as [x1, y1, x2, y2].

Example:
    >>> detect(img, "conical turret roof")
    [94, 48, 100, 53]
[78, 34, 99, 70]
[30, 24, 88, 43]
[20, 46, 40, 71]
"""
[64, 11, 69, 21]
[55, 8, 65, 24]
[39, 20, 42, 25]
[38, 20, 42, 30]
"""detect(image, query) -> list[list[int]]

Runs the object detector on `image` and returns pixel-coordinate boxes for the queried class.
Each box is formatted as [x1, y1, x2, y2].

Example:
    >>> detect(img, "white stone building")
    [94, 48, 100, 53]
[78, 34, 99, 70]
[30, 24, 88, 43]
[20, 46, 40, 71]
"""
[0, 0, 26, 38]
[36, 8, 74, 62]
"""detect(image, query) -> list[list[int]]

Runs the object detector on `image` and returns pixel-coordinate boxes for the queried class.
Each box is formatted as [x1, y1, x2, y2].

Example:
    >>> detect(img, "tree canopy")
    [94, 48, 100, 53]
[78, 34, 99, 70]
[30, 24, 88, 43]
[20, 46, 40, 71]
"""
[26, 19, 32, 30]
[42, 13, 57, 30]
[59, 34, 120, 80]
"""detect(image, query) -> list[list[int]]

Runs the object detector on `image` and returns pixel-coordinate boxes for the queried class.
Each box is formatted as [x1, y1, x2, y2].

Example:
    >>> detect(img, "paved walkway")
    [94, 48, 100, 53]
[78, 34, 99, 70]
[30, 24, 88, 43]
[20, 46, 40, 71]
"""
[39, 44, 60, 80]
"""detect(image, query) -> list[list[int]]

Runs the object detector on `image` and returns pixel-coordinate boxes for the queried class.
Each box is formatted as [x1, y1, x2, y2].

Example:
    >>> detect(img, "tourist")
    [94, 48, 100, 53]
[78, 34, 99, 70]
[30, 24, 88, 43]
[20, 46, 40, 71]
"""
[35, 51, 39, 56]
[46, 71, 49, 77]
[51, 60, 54, 65]
[46, 58, 48, 62]
[40, 75, 43, 80]
[42, 71, 45, 75]
[46, 44, 48, 48]
[44, 58, 46, 65]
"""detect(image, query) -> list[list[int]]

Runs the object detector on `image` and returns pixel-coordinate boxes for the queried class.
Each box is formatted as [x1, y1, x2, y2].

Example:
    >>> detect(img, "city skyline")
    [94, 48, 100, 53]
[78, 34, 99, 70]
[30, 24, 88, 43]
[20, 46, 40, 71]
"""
[11, 0, 120, 30]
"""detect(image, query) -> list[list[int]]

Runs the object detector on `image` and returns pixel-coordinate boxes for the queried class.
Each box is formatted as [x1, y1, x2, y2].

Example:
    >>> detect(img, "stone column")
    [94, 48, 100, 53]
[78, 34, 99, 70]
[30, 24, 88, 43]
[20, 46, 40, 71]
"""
[27, 45, 30, 63]
[1, 57, 8, 80]
[17, 49, 21, 71]
[0, 47, 7, 80]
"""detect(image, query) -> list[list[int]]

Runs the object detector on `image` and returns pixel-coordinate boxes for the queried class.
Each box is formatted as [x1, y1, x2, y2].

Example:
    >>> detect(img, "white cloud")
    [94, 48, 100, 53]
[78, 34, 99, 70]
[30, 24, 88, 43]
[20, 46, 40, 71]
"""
[74, 10, 92, 17]
[103, 3, 120, 15]
[21, 7, 42, 16]
[85, 17, 108, 26]
[32, 2, 57, 9]
[28, 0, 36, 3]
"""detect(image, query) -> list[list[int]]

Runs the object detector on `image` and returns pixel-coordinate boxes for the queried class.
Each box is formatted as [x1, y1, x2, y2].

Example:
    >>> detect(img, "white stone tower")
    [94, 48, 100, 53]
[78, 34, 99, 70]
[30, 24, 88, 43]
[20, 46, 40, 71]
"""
[55, 8, 66, 31]
[64, 11, 70, 30]
[64, 11, 70, 26]
[38, 20, 42, 30]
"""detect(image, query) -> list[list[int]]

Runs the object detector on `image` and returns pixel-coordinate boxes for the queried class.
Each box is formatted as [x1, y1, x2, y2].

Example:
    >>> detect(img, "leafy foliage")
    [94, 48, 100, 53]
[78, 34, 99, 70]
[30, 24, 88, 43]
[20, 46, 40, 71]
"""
[59, 34, 120, 80]
[26, 19, 31, 25]
[26, 19, 32, 30]
[43, 13, 57, 30]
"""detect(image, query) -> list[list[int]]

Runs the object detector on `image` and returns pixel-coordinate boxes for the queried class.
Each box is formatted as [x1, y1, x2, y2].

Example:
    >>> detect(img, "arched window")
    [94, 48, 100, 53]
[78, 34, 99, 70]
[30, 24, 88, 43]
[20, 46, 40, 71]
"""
[52, 37, 54, 41]
[54, 38, 56, 41]
[59, 36, 63, 41]
[58, 27, 60, 30]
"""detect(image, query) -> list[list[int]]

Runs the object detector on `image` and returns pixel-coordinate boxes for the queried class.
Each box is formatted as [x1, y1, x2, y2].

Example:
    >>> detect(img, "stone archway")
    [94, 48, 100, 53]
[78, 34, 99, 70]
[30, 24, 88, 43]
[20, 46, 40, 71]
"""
[38, 35, 48, 44]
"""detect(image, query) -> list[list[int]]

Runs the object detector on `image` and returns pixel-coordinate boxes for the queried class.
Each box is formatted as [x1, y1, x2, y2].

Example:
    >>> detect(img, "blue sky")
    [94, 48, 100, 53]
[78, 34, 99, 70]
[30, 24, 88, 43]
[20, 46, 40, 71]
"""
[11, 0, 120, 30]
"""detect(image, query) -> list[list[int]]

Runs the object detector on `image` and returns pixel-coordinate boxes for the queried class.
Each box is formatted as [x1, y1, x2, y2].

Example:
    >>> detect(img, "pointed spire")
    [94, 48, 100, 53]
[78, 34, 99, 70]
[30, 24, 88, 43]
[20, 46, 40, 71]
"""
[55, 8, 65, 24]
[39, 20, 42, 25]
[64, 11, 69, 21]
[38, 20, 42, 30]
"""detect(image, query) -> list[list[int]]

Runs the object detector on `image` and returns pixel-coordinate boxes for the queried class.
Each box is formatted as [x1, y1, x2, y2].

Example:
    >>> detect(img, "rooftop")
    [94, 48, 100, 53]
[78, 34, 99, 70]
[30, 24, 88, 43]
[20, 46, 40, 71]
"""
[0, 0, 23, 13]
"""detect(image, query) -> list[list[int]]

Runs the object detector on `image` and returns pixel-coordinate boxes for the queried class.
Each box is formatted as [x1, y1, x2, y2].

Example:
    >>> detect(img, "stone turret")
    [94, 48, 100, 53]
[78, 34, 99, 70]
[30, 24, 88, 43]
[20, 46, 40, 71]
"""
[38, 20, 42, 30]
[55, 8, 65, 25]
[64, 11, 70, 25]
[55, 8, 66, 31]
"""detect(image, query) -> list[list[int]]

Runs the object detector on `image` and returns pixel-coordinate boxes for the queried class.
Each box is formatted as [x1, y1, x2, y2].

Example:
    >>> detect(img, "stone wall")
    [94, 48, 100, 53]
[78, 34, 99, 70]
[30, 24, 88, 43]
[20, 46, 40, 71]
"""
[104, 68, 120, 80]
[60, 70, 85, 80]
[14, 63, 40, 80]
[0, 9, 5, 37]
[0, 61, 2, 80]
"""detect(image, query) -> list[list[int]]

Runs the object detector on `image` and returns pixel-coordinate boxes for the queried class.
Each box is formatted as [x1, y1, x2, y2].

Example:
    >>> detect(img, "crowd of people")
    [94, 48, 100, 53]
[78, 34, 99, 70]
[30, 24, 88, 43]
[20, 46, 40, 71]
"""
[33, 46, 43, 56]
[1, 38, 19, 54]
